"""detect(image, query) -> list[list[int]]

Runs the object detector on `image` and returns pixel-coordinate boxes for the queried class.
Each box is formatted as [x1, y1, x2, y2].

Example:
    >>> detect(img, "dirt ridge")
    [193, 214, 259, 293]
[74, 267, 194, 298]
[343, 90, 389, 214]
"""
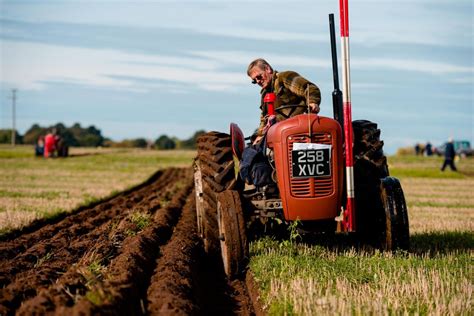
[0, 169, 167, 243]
[0, 167, 261, 315]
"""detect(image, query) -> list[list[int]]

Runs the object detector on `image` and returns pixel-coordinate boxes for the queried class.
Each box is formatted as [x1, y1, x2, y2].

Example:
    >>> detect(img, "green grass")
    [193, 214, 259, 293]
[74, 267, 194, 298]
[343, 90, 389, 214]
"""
[0, 190, 69, 199]
[410, 231, 474, 254]
[250, 236, 472, 315]
[82, 259, 111, 306]
[250, 154, 474, 315]
[388, 155, 473, 179]
[34, 252, 54, 268]
[0, 145, 35, 159]
[125, 211, 151, 236]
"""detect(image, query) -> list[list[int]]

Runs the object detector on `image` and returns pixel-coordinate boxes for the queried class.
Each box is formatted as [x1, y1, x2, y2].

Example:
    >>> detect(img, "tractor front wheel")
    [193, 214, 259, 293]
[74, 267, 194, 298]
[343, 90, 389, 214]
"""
[217, 190, 248, 279]
[378, 177, 410, 250]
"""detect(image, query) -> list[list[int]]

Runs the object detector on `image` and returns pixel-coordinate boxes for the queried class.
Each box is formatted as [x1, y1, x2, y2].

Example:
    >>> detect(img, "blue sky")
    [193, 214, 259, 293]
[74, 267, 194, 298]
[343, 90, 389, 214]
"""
[0, 0, 472, 153]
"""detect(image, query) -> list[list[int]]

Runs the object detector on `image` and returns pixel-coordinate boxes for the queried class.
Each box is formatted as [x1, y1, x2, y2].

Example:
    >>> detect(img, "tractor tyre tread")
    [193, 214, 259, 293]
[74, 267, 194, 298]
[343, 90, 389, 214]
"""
[194, 131, 239, 255]
[353, 120, 389, 241]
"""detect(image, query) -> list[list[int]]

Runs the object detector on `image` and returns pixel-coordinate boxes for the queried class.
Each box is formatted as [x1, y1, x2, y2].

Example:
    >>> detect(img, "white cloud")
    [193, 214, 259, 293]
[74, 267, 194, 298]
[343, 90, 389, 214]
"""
[2, 40, 471, 95]
[352, 58, 473, 75]
[3, 1, 470, 48]
[200, 27, 327, 42]
[447, 77, 474, 84]
[0, 40, 246, 92]
[192, 50, 474, 76]
[191, 51, 332, 69]
[352, 82, 386, 89]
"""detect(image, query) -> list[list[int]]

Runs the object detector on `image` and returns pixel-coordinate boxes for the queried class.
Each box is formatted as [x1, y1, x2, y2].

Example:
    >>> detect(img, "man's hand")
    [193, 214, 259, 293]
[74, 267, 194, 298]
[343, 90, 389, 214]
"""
[253, 135, 263, 145]
[263, 114, 276, 133]
[309, 103, 320, 114]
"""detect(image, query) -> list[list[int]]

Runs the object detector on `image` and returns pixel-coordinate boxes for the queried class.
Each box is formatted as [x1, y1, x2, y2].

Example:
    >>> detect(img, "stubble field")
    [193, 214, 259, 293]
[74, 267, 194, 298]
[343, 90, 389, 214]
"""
[250, 155, 473, 315]
[0, 145, 472, 315]
[0, 145, 195, 235]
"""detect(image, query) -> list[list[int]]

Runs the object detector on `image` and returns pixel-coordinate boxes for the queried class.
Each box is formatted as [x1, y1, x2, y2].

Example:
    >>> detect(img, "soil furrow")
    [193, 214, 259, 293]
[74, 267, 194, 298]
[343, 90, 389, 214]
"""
[0, 168, 180, 267]
[0, 168, 190, 315]
[144, 191, 254, 315]
[68, 179, 193, 315]
[0, 167, 258, 316]
[146, 192, 201, 314]
[0, 168, 172, 260]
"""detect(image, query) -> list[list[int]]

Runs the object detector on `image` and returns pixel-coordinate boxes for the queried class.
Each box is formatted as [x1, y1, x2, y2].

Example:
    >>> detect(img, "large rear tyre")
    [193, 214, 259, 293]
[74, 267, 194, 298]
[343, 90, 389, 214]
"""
[352, 120, 410, 250]
[353, 120, 389, 179]
[379, 177, 410, 250]
[194, 132, 241, 254]
[217, 190, 248, 279]
[352, 120, 388, 241]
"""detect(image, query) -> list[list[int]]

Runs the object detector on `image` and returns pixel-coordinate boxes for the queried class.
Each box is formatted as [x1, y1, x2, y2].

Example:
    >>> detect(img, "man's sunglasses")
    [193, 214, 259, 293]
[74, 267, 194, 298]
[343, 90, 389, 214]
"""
[251, 74, 264, 84]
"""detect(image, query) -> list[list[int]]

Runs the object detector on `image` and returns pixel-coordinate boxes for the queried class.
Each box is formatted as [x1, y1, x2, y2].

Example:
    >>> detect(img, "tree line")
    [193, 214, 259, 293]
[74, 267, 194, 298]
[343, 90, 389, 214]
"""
[0, 123, 206, 150]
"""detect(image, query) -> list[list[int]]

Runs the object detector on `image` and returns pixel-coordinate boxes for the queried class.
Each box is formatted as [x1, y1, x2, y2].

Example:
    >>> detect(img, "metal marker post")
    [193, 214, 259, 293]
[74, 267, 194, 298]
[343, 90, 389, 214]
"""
[339, 0, 355, 231]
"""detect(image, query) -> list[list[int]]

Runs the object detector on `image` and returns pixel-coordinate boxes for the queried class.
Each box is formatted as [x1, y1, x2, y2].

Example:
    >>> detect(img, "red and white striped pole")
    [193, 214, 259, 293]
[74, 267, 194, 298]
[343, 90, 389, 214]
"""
[339, 0, 356, 231]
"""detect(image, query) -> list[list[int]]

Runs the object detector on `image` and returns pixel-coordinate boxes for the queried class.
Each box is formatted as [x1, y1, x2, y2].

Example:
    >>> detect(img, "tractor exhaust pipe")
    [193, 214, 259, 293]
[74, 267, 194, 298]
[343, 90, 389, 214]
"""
[329, 13, 344, 134]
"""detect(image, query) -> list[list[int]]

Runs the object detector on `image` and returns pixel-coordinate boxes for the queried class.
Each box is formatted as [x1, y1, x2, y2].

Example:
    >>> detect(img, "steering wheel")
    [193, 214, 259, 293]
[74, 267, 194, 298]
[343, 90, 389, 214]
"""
[274, 104, 308, 119]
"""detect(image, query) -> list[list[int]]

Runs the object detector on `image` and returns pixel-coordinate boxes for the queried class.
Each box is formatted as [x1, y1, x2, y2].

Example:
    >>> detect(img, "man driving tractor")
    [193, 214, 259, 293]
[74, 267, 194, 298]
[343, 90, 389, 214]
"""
[241, 58, 323, 187]
[247, 58, 322, 145]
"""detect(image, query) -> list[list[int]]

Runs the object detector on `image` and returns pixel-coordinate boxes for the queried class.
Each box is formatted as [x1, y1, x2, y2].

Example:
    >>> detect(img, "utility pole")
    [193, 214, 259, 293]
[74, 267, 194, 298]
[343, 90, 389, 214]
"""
[10, 89, 17, 146]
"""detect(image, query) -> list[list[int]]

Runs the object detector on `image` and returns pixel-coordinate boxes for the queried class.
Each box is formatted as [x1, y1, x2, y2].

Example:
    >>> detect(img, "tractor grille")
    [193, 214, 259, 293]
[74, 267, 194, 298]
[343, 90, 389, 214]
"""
[288, 133, 334, 198]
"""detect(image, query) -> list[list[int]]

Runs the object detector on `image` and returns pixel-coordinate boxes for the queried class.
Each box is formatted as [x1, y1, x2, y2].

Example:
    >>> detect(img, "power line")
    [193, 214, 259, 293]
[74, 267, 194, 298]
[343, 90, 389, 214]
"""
[10, 89, 17, 146]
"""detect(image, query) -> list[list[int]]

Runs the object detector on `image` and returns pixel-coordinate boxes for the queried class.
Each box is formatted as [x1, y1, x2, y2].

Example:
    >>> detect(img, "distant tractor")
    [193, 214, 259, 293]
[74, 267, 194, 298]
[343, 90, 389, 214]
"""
[193, 13, 409, 278]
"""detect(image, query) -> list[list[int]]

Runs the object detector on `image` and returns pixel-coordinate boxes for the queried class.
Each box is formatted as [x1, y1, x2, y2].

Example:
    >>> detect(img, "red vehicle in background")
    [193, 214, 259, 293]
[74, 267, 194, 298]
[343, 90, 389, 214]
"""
[44, 132, 56, 158]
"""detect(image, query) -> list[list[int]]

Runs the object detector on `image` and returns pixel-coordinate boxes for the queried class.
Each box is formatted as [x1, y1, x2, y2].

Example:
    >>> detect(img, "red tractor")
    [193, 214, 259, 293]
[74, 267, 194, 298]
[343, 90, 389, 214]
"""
[193, 14, 409, 278]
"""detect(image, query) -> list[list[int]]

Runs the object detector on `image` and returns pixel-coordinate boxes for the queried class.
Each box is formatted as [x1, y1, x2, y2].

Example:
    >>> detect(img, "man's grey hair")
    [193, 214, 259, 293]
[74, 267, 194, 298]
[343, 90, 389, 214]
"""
[247, 58, 273, 76]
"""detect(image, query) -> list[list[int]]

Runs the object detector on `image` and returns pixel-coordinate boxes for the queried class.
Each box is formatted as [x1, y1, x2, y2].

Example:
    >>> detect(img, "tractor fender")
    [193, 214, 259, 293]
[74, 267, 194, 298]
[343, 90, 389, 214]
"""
[230, 123, 245, 160]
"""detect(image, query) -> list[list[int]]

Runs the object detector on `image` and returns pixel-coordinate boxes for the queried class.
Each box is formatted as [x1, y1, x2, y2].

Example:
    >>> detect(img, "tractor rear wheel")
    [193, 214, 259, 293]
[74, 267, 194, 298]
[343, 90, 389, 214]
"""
[217, 190, 249, 279]
[352, 120, 410, 250]
[379, 177, 410, 250]
[353, 120, 388, 243]
[194, 132, 241, 254]
[352, 120, 388, 179]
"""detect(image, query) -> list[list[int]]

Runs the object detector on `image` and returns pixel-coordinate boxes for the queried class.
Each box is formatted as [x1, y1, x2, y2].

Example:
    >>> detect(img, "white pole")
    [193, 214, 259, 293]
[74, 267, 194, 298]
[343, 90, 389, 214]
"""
[339, 0, 356, 231]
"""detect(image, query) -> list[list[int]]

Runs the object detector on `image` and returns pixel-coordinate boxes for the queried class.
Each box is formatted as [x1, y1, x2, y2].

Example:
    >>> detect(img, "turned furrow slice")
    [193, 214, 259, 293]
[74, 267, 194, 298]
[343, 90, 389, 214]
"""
[146, 192, 201, 315]
[0, 168, 193, 316]
[67, 176, 194, 315]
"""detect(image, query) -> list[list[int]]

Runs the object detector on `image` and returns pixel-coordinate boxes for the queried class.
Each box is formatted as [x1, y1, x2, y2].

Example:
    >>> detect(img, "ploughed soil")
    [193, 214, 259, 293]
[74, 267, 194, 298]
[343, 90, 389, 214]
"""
[0, 167, 258, 315]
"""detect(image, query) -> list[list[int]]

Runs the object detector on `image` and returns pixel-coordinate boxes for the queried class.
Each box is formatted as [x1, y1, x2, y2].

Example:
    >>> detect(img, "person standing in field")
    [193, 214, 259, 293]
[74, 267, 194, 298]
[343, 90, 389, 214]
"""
[414, 143, 421, 155]
[35, 135, 44, 157]
[441, 138, 457, 171]
[44, 129, 56, 158]
[425, 141, 433, 156]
